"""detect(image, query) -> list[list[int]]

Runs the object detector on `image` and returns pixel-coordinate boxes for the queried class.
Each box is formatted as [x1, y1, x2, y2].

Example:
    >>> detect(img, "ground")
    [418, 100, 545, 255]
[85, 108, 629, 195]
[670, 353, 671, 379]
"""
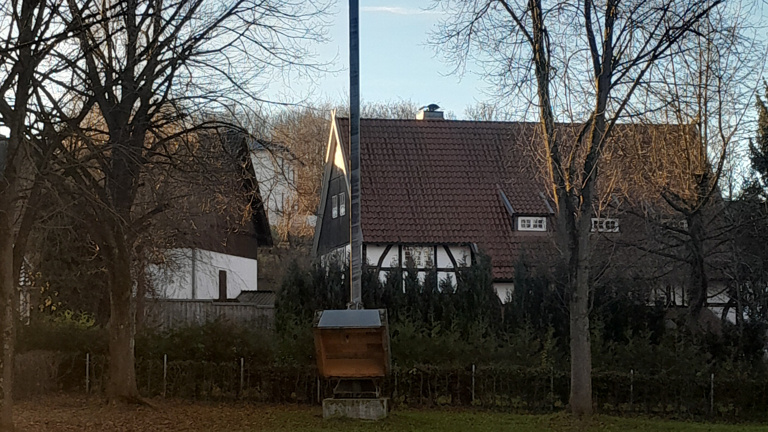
[14, 396, 768, 432]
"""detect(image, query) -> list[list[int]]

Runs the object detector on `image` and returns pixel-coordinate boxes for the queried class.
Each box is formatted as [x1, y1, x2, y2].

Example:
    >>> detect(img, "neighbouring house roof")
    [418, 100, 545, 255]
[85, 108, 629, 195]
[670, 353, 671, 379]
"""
[316, 115, 701, 281]
[150, 130, 273, 261]
[236, 290, 276, 306]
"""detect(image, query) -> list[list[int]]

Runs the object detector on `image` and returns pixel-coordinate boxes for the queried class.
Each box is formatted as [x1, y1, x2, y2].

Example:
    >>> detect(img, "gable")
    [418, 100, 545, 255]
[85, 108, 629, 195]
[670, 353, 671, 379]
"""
[313, 114, 351, 256]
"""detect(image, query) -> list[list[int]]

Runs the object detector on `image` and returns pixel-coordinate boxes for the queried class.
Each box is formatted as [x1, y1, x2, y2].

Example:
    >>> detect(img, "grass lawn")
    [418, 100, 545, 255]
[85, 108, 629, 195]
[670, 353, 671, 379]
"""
[14, 396, 768, 432]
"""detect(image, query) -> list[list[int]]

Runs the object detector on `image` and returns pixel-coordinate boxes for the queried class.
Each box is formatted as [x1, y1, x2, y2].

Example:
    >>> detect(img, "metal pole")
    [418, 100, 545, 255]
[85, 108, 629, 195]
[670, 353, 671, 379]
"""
[550, 367, 554, 410]
[240, 358, 244, 397]
[85, 353, 90, 394]
[710, 373, 714, 415]
[163, 354, 168, 398]
[348, 0, 362, 310]
[630, 369, 634, 410]
[471, 364, 476, 403]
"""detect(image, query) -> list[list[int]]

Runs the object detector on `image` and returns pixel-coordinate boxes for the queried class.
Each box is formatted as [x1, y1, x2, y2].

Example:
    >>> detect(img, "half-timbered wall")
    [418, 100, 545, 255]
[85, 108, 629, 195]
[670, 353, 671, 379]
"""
[363, 243, 473, 287]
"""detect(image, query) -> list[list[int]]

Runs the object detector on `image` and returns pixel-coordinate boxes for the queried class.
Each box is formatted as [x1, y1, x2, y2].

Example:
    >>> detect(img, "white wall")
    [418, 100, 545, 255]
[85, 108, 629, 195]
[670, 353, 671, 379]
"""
[250, 150, 296, 226]
[494, 283, 515, 304]
[151, 248, 258, 300]
[361, 244, 473, 288]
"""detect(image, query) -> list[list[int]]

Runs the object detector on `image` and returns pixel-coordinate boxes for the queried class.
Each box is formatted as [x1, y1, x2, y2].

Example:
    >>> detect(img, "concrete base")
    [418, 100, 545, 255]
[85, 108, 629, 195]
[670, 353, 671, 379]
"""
[322, 397, 389, 420]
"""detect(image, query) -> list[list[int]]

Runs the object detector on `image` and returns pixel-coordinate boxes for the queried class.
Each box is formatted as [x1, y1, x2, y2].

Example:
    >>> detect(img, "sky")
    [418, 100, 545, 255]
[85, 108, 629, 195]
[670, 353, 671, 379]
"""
[275, 0, 768, 122]
[276, 0, 488, 118]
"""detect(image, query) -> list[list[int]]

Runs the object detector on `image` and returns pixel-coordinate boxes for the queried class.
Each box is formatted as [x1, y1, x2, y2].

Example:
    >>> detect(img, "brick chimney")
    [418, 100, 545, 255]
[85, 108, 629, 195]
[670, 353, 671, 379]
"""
[416, 104, 444, 120]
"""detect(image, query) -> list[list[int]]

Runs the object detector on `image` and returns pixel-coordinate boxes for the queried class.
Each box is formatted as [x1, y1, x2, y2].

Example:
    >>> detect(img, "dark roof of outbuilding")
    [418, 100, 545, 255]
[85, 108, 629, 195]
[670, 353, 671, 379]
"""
[236, 290, 276, 306]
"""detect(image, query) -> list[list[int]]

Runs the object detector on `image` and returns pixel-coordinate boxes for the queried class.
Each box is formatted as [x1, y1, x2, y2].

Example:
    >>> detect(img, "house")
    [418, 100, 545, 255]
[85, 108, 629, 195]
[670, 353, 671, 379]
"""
[312, 109, 734, 312]
[313, 109, 555, 298]
[144, 131, 276, 329]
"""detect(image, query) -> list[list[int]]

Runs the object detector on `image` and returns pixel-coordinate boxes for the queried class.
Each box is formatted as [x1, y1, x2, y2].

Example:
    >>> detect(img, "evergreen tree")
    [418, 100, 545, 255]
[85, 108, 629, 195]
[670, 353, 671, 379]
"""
[749, 81, 768, 194]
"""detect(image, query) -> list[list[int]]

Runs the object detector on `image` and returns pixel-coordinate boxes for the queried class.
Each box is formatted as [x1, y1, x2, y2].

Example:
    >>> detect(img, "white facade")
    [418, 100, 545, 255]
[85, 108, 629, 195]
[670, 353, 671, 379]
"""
[494, 283, 515, 303]
[323, 244, 523, 299]
[250, 150, 297, 227]
[363, 243, 473, 287]
[152, 248, 258, 300]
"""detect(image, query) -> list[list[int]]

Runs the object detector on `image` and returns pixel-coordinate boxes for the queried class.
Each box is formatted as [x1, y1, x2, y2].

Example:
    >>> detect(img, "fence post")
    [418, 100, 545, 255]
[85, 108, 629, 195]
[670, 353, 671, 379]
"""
[317, 377, 321, 404]
[471, 364, 476, 403]
[630, 369, 634, 411]
[240, 358, 244, 397]
[163, 354, 167, 398]
[85, 353, 90, 394]
[550, 367, 554, 410]
[710, 373, 714, 415]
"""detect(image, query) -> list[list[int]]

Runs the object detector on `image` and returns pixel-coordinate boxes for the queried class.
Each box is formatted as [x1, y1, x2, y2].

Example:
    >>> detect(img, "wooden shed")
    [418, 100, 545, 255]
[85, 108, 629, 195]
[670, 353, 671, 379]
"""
[313, 309, 391, 378]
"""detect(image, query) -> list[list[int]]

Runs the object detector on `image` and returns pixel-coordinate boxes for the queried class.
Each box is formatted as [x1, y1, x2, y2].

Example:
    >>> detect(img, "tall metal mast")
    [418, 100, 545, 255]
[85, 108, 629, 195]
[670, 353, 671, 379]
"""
[348, 0, 362, 309]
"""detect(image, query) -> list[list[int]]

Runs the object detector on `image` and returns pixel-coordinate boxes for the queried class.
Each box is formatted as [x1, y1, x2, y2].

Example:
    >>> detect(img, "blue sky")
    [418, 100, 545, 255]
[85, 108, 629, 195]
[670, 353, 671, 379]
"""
[277, 1, 768, 121]
[282, 0, 487, 118]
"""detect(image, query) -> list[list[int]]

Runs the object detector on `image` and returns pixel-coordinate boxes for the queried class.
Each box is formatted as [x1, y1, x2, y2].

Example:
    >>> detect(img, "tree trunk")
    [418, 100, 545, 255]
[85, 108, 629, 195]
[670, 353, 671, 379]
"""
[569, 277, 592, 416]
[0, 217, 15, 431]
[105, 228, 140, 402]
[0, 175, 16, 432]
[687, 211, 709, 328]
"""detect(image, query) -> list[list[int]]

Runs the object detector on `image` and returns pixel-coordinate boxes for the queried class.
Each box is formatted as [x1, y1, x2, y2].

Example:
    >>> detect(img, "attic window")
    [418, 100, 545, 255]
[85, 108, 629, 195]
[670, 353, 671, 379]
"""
[591, 218, 619, 233]
[518, 217, 546, 232]
[332, 195, 338, 218]
[660, 217, 688, 230]
[339, 193, 346, 216]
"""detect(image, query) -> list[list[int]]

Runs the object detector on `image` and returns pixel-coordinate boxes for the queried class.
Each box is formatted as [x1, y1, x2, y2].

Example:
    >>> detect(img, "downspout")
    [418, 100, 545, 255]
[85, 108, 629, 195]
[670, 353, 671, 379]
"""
[191, 248, 197, 300]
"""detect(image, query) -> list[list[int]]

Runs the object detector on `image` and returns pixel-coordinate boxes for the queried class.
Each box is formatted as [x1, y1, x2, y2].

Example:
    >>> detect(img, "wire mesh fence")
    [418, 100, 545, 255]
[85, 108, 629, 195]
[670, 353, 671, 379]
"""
[14, 350, 768, 420]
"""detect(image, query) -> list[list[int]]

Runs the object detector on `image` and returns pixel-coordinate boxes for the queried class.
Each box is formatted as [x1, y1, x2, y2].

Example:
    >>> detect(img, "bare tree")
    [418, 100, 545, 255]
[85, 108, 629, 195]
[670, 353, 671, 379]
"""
[622, 6, 766, 330]
[46, 0, 327, 402]
[0, 0, 97, 427]
[434, 0, 722, 415]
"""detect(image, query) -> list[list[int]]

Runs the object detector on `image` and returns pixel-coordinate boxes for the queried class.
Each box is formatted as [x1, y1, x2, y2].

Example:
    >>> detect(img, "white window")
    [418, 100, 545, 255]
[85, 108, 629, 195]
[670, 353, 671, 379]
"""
[331, 195, 338, 218]
[404, 246, 434, 268]
[591, 218, 619, 233]
[517, 217, 546, 231]
[660, 217, 688, 230]
[339, 193, 346, 216]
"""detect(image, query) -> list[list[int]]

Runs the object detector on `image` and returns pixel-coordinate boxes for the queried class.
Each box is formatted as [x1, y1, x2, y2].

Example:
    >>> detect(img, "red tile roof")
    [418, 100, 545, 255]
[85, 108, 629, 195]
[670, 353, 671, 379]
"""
[336, 118, 556, 280]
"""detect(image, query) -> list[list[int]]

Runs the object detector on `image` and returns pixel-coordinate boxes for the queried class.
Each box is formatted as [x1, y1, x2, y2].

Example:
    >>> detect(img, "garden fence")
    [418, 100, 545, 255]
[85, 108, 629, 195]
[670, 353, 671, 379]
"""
[14, 350, 768, 420]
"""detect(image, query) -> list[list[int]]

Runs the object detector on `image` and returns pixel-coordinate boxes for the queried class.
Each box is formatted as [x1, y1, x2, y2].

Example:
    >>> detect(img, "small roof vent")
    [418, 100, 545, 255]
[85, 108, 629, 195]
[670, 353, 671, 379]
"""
[417, 103, 444, 120]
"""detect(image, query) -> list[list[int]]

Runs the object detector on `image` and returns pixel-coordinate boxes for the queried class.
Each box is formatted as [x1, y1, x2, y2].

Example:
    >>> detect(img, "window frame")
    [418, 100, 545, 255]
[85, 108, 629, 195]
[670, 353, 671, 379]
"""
[339, 193, 346, 217]
[591, 217, 620, 233]
[517, 216, 547, 232]
[331, 195, 338, 219]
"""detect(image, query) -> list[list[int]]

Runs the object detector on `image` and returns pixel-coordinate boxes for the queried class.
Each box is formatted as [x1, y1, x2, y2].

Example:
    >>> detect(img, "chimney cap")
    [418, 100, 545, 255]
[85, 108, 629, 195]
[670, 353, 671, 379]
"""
[417, 104, 444, 120]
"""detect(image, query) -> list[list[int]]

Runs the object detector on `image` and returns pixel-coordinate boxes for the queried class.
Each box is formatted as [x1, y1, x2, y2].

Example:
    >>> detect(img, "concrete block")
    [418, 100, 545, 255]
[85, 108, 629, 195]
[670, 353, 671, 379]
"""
[322, 398, 388, 420]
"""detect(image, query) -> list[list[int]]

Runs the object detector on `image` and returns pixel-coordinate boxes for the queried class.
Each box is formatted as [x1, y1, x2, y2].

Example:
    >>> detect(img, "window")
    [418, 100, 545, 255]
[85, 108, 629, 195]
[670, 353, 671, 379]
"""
[591, 218, 619, 233]
[660, 217, 688, 230]
[404, 246, 434, 268]
[339, 193, 346, 216]
[332, 195, 338, 218]
[517, 217, 546, 231]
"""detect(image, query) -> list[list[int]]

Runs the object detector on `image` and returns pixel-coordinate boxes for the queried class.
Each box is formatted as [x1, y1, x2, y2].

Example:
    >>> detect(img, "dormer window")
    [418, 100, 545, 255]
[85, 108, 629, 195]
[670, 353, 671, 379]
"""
[591, 218, 619, 233]
[518, 216, 546, 231]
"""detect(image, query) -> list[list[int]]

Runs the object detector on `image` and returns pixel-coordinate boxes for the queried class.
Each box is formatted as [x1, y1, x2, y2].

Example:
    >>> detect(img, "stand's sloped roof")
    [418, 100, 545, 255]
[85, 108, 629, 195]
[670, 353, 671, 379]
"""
[336, 118, 555, 280]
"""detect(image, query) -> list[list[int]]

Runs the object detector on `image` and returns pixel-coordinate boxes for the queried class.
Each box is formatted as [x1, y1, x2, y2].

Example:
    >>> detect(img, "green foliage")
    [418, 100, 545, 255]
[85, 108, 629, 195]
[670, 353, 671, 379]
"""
[135, 319, 275, 363]
[18, 310, 107, 354]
